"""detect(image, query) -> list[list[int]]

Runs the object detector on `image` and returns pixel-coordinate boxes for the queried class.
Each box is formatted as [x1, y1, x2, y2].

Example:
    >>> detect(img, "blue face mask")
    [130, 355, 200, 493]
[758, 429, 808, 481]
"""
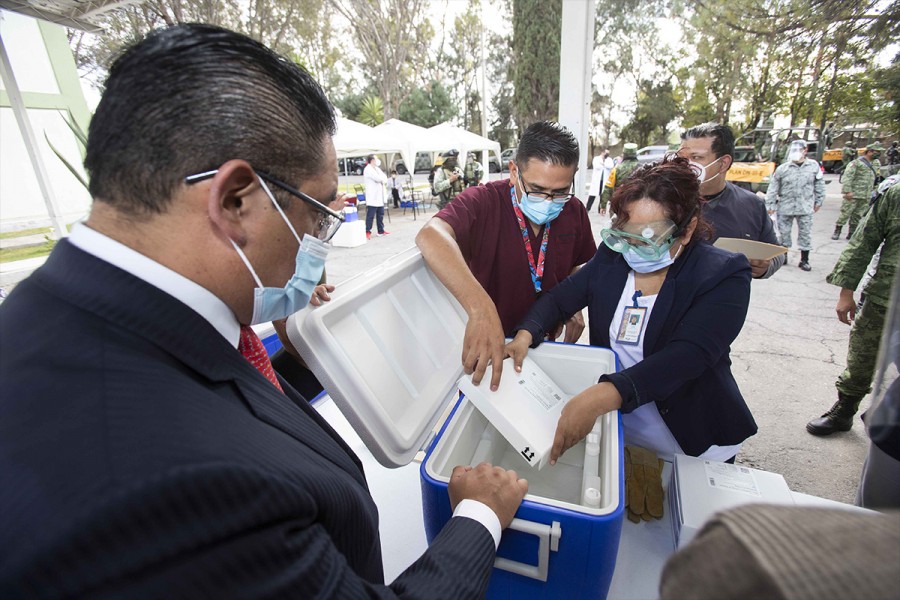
[516, 189, 566, 225]
[621, 242, 683, 273]
[231, 178, 329, 325]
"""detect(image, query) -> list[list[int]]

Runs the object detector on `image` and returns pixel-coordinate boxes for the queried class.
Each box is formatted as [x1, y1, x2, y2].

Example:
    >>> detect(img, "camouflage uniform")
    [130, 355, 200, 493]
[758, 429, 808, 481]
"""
[766, 158, 825, 251]
[433, 165, 465, 209]
[837, 152, 881, 233]
[464, 158, 483, 188]
[600, 143, 639, 211]
[841, 144, 855, 172]
[809, 181, 900, 435]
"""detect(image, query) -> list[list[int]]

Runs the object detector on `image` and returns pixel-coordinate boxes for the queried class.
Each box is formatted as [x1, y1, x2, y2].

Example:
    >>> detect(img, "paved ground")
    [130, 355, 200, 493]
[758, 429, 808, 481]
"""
[1, 171, 873, 503]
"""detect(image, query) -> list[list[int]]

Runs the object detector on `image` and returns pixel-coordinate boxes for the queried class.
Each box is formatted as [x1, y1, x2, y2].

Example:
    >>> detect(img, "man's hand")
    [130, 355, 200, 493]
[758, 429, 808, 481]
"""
[449, 172, 461, 183]
[767, 209, 776, 216]
[562, 310, 585, 343]
[463, 308, 506, 390]
[836, 288, 857, 325]
[550, 383, 622, 465]
[749, 258, 769, 278]
[448, 463, 528, 529]
[813, 204, 821, 213]
[843, 192, 854, 200]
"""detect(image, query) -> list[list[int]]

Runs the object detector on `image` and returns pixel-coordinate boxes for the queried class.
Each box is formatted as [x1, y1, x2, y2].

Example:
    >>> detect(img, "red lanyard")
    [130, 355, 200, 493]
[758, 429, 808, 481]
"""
[510, 187, 550, 294]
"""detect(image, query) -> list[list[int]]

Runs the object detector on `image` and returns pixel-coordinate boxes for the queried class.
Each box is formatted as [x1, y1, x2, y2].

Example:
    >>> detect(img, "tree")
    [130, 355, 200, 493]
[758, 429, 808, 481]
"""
[621, 80, 680, 146]
[398, 81, 457, 127]
[512, 0, 562, 130]
[69, 0, 343, 96]
[329, 0, 434, 120]
[446, 5, 484, 133]
[358, 96, 385, 126]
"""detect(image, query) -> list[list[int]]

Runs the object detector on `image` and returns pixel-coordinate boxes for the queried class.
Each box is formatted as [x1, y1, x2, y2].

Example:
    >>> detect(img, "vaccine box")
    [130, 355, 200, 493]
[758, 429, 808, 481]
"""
[669, 454, 796, 549]
[286, 247, 624, 599]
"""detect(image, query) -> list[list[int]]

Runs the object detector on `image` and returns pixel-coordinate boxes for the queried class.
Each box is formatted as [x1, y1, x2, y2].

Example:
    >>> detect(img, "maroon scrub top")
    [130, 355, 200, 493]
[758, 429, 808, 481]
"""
[436, 179, 597, 335]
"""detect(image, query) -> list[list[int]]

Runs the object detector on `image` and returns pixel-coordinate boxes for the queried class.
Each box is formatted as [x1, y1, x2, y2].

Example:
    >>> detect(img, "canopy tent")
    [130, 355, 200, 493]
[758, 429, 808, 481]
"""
[426, 123, 502, 173]
[371, 119, 447, 176]
[333, 117, 406, 160]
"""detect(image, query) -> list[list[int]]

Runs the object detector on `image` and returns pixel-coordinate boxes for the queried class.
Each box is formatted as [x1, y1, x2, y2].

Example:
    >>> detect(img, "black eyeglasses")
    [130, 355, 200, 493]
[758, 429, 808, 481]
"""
[185, 169, 344, 242]
[515, 164, 575, 203]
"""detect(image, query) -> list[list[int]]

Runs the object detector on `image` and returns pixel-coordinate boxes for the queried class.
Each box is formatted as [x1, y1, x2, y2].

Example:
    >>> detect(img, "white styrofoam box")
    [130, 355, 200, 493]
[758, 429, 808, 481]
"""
[285, 246, 467, 467]
[330, 219, 367, 248]
[458, 356, 569, 471]
[426, 342, 621, 514]
[670, 453, 796, 549]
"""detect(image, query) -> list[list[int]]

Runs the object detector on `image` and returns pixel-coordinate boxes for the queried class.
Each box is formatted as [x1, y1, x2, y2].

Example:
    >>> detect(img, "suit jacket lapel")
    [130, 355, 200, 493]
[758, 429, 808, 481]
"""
[37, 241, 366, 485]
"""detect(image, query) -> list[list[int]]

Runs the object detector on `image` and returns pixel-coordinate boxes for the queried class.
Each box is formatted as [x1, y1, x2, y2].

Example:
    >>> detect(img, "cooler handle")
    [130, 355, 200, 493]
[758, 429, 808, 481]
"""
[493, 519, 562, 582]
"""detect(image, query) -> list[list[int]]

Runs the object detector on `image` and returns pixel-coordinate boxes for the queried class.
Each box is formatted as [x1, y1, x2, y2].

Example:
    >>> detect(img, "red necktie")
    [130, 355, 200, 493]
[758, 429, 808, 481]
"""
[238, 325, 284, 392]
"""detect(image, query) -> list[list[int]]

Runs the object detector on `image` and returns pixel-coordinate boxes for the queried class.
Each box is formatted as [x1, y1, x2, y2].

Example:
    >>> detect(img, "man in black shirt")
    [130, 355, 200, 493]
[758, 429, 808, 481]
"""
[678, 123, 785, 279]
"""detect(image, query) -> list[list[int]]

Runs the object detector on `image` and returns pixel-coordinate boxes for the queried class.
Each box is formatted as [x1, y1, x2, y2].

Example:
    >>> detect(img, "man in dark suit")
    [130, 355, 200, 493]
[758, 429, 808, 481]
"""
[0, 25, 527, 598]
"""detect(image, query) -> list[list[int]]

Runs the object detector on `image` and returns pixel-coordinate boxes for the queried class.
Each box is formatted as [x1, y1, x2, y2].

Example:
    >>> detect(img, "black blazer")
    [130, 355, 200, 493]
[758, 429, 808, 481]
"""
[517, 242, 757, 456]
[0, 240, 494, 598]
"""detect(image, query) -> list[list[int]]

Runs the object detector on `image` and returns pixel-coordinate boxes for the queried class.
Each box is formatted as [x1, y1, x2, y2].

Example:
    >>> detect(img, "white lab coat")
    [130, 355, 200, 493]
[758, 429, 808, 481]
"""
[363, 163, 388, 207]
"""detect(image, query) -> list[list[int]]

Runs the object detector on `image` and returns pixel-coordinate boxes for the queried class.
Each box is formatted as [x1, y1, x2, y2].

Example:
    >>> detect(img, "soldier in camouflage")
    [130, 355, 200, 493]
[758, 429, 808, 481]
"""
[841, 142, 855, 173]
[599, 143, 639, 214]
[833, 142, 884, 240]
[433, 149, 465, 209]
[463, 152, 483, 188]
[807, 178, 900, 436]
[766, 140, 825, 271]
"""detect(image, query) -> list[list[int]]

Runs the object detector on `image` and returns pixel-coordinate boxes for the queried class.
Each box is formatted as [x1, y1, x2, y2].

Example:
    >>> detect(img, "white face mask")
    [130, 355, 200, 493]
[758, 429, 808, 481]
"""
[689, 156, 725, 184]
[789, 150, 804, 162]
[374, 158, 381, 167]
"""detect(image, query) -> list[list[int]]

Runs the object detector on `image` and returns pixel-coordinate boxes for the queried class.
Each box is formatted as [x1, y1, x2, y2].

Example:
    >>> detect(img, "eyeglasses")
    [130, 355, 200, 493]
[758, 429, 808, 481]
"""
[516, 165, 575, 203]
[185, 169, 344, 242]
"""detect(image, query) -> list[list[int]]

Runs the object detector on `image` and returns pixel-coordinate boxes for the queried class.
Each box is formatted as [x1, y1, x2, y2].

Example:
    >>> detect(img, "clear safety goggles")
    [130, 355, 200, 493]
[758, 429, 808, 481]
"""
[600, 219, 679, 260]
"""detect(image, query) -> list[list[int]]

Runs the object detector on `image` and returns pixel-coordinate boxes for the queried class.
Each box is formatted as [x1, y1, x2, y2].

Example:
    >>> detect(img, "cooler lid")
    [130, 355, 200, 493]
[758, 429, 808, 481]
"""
[285, 247, 467, 468]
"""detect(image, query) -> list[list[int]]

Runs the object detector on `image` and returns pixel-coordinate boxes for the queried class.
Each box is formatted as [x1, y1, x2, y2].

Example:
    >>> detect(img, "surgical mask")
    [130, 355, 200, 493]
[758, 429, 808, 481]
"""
[515, 185, 565, 225]
[689, 156, 725, 184]
[622, 242, 683, 273]
[231, 178, 329, 325]
[374, 158, 381, 167]
[789, 150, 804, 162]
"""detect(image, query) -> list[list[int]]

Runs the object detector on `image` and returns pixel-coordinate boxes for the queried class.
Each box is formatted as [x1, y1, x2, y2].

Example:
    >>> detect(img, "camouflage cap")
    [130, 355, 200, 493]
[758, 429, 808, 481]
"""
[443, 149, 460, 158]
[866, 142, 884, 152]
[623, 143, 638, 158]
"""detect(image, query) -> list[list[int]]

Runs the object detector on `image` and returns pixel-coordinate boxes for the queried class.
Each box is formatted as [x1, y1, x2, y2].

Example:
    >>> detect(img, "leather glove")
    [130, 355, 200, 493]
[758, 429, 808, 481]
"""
[624, 445, 664, 523]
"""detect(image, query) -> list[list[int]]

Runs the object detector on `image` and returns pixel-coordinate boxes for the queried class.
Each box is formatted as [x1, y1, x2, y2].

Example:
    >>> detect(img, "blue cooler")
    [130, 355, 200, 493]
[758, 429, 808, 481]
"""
[286, 248, 623, 599]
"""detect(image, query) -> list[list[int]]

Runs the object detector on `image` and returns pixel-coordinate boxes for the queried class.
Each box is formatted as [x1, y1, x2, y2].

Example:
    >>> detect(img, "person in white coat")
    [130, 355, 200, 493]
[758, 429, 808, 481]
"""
[586, 150, 612, 214]
[363, 154, 389, 239]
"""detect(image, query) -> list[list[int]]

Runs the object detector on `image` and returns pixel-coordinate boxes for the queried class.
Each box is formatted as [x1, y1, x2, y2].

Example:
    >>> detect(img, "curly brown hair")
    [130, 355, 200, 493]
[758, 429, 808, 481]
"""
[609, 155, 714, 243]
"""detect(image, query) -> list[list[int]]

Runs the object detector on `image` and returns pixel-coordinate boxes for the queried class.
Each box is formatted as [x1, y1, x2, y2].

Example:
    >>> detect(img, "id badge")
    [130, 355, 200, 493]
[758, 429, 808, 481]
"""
[616, 306, 647, 345]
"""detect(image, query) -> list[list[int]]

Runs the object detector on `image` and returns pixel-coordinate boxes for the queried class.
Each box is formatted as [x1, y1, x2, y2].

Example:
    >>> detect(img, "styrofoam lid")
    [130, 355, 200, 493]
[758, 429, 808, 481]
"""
[285, 247, 467, 467]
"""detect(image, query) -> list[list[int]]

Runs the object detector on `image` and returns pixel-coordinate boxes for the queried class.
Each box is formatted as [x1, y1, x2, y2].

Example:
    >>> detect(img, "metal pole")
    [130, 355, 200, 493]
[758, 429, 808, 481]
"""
[0, 30, 69, 239]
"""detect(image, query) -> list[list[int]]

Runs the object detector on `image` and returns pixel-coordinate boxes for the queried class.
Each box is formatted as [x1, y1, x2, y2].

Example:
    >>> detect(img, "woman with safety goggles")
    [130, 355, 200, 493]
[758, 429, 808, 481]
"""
[507, 156, 757, 465]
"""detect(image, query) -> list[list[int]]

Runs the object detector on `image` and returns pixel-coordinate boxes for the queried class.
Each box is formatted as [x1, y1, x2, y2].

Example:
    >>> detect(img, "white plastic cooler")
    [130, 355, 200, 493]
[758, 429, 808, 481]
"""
[285, 247, 624, 599]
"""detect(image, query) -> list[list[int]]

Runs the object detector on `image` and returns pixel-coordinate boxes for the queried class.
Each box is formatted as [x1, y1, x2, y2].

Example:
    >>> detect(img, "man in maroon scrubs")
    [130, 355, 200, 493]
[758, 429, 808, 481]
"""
[416, 121, 596, 391]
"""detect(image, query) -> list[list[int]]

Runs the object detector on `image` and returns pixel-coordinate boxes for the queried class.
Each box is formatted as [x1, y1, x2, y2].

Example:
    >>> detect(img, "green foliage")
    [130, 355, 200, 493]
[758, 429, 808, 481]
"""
[621, 80, 680, 146]
[873, 52, 900, 133]
[333, 88, 376, 122]
[398, 81, 457, 127]
[358, 95, 385, 126]
[512, 0, 562, 130]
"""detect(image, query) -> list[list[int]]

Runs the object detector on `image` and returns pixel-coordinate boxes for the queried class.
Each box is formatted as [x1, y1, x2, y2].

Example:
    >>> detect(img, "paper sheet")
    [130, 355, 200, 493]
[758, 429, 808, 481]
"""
[714, 237, 787, 261]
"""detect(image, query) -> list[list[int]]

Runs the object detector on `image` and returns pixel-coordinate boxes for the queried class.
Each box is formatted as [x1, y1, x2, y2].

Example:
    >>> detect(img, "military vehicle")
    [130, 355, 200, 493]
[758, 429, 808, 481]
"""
[727, 126, 824, 193]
